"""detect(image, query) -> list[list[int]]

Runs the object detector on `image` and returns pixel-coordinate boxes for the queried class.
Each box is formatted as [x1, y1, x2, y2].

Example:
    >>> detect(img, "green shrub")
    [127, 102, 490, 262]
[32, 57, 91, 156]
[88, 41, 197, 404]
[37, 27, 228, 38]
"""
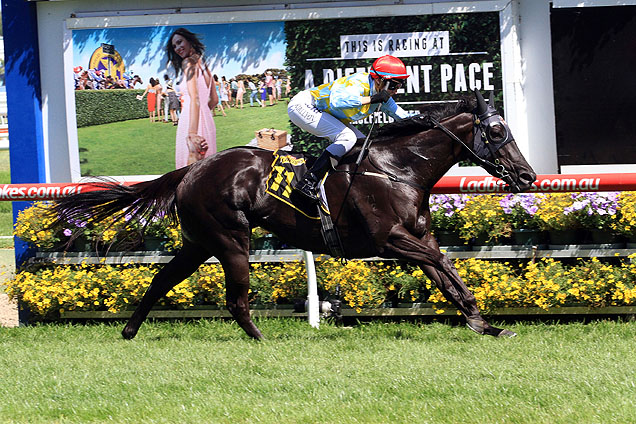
[75, 90, 148, 127]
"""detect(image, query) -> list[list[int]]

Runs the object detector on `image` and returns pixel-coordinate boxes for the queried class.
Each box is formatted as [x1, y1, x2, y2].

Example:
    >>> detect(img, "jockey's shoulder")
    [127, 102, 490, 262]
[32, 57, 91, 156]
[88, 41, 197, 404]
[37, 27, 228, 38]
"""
[346, 71, 369, 80]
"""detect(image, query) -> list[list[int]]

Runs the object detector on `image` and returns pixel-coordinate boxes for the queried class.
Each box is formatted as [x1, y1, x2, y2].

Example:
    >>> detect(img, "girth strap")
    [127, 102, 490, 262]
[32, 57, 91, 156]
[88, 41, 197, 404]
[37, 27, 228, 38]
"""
[317, 204, 346, 258]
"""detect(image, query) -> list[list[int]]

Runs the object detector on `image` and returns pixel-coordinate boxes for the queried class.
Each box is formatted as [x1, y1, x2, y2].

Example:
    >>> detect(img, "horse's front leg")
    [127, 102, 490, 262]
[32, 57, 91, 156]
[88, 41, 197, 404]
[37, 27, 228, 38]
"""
[384, 227, 516, 337]
[122, 242, 210, 339]
[420, 258, 516, 337]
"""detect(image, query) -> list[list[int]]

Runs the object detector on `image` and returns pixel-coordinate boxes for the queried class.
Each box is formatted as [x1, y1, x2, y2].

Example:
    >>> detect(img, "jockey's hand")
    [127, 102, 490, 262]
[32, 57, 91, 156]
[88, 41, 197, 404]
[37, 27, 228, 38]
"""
[370, 90, 391, 104]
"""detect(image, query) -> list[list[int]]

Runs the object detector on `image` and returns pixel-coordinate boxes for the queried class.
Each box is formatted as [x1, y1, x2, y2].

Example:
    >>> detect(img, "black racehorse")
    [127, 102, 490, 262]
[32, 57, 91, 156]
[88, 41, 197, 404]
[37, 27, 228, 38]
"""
[53, 90, 536, 340]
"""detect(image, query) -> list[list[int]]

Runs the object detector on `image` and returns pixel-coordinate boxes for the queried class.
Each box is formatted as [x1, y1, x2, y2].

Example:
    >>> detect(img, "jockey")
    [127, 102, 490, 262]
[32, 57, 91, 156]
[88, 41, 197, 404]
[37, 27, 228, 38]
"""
[288, 55, 410, 201]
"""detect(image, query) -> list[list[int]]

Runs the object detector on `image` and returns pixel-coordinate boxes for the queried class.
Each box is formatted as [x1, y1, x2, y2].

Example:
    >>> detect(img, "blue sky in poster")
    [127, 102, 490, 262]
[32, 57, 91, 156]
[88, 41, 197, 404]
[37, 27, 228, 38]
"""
[72, 21, 287, 84]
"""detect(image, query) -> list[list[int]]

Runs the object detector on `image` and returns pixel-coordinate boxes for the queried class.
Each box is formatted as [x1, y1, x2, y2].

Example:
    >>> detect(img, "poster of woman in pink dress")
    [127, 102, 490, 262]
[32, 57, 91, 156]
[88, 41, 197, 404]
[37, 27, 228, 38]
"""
[166, 28, 218, 168]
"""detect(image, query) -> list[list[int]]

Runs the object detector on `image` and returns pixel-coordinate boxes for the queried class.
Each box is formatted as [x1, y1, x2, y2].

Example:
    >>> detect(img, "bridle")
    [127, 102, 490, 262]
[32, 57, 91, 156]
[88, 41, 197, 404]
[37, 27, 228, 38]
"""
[429, 105, 518, 192]
[337, 97, 520, 197]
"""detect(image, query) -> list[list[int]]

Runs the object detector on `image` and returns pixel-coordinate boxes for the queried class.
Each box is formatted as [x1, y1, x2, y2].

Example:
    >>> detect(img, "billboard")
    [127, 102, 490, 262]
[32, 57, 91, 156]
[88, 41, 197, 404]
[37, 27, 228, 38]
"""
[551, 5, 636, 168]
[69, 11, 502, 177]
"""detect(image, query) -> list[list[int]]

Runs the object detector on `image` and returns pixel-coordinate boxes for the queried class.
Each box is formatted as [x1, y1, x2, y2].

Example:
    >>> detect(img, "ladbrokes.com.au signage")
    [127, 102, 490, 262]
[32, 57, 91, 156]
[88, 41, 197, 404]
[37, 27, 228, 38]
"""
[430, 174, 636, 194]
[3, 174, 635, 201]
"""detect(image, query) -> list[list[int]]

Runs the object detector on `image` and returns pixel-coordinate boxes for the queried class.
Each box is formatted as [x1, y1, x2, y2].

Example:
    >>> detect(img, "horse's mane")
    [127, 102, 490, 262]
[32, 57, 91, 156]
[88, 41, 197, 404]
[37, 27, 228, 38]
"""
[372, 95, 475, 141]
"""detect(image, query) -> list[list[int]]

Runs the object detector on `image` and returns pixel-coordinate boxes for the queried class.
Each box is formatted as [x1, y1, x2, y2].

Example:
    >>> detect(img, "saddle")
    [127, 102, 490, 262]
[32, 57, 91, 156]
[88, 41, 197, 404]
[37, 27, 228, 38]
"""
[265, 150, 345, 257]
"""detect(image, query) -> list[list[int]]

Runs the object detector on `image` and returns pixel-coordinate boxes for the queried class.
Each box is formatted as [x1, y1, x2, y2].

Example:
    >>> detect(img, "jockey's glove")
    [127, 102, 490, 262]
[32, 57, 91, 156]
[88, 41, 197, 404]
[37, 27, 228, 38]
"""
[370, 90, 391, 104]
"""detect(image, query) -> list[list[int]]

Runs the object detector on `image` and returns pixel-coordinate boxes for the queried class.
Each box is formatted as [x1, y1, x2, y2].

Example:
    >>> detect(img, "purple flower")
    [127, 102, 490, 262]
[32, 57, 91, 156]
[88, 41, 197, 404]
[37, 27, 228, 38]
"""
[499, 194, 515, 214]
[430, 194, 471, 218]
[63, 228, 73, 237]
[72, 219, 87, 228]
[563, 192, 619, 230]
[526, 205, 538, 215]
[499, 193, 541, 216]
[566, 192, 619, 217]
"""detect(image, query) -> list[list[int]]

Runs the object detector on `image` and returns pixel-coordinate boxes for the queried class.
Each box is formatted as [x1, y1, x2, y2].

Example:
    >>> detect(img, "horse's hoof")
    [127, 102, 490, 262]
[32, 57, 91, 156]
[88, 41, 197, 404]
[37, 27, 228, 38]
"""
[466, 321, 485, 335]
[121, 326, 138, 340]
[497, 329, 517, 338]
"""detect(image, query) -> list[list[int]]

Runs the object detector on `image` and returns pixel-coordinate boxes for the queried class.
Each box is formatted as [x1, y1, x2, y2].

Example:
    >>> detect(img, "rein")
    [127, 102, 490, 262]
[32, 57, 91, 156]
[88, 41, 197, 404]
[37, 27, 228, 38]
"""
[429, 116, 512, 182]
[333, 113, 512, 192]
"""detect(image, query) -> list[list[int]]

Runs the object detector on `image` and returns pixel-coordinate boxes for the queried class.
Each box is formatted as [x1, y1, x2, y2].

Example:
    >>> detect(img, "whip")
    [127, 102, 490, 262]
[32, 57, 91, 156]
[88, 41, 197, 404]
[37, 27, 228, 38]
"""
[334, 119, 376, 226]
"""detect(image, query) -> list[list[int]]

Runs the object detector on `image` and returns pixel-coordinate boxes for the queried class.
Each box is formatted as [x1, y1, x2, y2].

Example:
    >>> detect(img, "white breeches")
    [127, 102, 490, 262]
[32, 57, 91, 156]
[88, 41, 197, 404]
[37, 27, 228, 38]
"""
[288, 90, 365, 158]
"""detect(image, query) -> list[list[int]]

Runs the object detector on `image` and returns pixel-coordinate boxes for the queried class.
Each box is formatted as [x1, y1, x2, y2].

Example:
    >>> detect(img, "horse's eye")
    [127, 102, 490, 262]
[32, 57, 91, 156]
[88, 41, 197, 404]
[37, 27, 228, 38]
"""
[487, 123, 506, 142]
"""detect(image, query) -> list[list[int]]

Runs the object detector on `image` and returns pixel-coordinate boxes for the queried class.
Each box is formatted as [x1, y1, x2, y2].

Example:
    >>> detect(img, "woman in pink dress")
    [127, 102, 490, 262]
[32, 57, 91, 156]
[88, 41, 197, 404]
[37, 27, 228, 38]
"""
[167, 28, 218, 168]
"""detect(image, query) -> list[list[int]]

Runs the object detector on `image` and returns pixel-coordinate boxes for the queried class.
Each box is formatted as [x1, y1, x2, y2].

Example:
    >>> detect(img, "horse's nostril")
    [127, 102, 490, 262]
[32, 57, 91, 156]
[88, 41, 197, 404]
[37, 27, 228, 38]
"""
[519, 171, 536, 185]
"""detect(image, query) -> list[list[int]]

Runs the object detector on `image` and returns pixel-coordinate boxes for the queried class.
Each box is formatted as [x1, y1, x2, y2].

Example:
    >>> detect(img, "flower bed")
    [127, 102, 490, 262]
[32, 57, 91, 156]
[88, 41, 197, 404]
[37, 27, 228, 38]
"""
[14, 201, 182, 252]
[6, 256, 636, 319]
[432, 191, 636, 246]
[14, 193, 636, 251]
[9, 192, 636, 319]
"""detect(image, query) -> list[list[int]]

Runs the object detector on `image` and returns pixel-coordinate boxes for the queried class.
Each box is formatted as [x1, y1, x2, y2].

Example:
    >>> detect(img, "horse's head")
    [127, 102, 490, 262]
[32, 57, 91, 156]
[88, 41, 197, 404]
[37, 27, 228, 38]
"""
[469, 90, 536, 193]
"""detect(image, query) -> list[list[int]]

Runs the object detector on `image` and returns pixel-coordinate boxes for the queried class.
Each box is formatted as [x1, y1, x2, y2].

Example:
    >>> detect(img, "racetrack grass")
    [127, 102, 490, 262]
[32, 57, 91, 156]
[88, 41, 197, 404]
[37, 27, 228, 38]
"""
[1, 319, 636, 423]
[77, 100, 291, 177]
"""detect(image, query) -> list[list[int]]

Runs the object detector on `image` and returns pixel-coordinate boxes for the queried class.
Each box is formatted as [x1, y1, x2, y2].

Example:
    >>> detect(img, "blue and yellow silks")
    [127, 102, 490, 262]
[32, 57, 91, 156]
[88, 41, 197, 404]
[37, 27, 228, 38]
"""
[309, 73, 409, 123]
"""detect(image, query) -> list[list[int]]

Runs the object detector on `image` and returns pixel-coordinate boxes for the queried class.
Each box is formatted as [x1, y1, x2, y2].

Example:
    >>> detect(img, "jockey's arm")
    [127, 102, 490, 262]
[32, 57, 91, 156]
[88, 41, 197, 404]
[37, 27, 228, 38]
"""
[381, 98, 410, 120]
[328, 79, 367, 109]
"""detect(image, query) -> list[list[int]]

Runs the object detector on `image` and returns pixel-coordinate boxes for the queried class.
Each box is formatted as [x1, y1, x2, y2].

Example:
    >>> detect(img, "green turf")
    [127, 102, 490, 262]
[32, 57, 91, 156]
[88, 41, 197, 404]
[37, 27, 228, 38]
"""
[1, 319, 636, 423]
[78, 101, 291, 176]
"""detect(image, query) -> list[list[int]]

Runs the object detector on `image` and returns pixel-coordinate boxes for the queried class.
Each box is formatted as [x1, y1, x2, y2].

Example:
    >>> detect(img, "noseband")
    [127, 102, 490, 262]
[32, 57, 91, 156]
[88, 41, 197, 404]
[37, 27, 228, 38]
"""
[429, 106, 515, 186]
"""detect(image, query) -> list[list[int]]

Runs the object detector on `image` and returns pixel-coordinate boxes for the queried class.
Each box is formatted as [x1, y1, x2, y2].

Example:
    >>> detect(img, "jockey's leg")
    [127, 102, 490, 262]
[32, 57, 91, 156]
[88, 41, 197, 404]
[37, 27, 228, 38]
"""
[288, 91, 362, 200]
[292, 150, 337, 200]
[324, 122, 365, 158]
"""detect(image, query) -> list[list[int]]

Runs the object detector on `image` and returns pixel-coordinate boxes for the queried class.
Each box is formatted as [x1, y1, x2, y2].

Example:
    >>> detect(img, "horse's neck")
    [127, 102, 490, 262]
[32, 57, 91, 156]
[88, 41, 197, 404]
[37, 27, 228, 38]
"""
[375, 113, 474, 186]
[429, 112, 474, 175]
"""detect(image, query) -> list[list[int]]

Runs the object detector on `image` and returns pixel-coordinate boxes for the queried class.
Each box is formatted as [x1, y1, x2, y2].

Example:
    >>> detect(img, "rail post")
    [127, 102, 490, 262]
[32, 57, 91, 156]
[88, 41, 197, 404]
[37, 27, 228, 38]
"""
[303, 250, 320, 328]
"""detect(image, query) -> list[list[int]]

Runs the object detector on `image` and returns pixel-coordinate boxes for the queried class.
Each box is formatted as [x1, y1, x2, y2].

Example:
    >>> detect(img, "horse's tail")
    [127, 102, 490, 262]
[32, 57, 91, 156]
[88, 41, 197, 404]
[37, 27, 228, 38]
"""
[52, 166, 191, 229]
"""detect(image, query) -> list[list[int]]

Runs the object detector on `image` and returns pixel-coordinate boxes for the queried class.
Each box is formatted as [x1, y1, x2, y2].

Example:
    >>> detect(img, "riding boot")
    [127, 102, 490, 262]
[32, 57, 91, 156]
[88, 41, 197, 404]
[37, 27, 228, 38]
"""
[294, 150, 337, 201]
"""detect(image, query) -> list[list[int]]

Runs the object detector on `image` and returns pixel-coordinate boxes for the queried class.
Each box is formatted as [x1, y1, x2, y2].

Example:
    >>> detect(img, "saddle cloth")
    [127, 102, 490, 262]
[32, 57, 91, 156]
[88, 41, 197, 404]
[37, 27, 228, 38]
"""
[265, 150, 328, 219]
[265, 150, 345, 257]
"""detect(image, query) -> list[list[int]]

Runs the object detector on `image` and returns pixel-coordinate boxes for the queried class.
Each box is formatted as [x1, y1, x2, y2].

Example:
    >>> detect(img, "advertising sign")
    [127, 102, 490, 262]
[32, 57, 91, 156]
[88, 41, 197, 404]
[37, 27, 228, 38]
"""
[69, 12, 502, 177]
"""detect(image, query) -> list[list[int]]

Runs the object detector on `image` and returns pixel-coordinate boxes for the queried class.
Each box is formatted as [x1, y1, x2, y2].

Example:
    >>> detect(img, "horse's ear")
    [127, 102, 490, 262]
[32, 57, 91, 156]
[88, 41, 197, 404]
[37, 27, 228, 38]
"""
[474, 89, 488, 115]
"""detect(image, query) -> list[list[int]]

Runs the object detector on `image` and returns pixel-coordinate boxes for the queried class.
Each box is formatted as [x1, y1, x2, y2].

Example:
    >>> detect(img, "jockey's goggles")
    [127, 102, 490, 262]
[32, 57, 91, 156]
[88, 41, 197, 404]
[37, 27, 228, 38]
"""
[385, 78, 403, 91]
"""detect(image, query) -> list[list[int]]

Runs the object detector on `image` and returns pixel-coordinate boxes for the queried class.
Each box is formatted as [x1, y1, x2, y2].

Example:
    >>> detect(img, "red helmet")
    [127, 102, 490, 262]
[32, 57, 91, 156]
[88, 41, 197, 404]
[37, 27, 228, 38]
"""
[369, 55, 409, 80]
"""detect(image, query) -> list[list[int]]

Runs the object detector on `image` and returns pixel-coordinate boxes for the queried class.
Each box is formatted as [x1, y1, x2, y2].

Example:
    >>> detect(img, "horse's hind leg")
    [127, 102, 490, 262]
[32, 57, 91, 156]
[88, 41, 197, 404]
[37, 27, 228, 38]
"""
[122, 241, 210, 340]
[218, 252, 263, 340]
